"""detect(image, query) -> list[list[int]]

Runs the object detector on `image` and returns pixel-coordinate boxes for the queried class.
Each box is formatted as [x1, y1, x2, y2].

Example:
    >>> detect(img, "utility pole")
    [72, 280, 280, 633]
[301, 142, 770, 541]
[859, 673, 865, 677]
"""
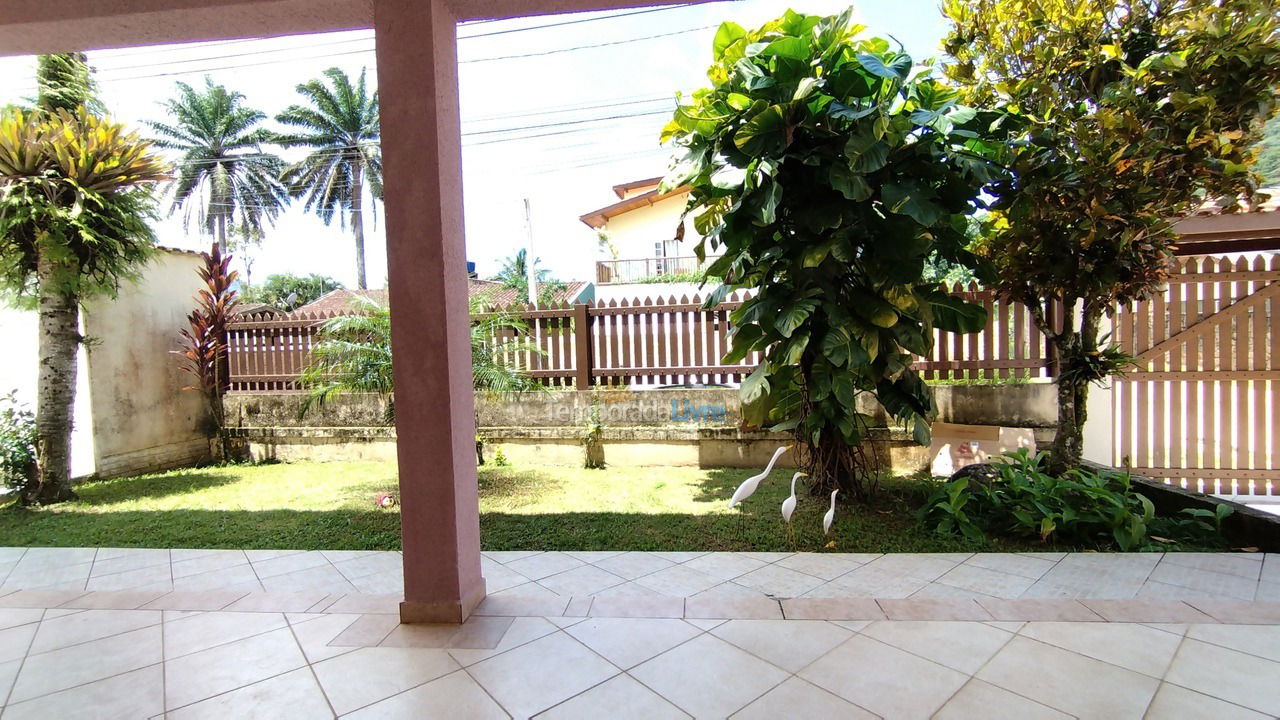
[523, 197, 537, 306]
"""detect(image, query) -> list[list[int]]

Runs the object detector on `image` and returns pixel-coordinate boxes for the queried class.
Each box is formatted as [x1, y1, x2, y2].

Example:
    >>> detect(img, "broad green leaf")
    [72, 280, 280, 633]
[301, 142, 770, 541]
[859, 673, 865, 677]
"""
[734, 105, 790, 155]
[741, 365, 770, 405]
[726, 93, 753, 111]
[929, 293, 988, 333]
[857, 51, 912, 81]
[761, 36, 810, 61]
[713, 22, 746, 57]
[881, 182, 943, 226]
[828, 163, 872, 201]
[774, 300, 814, 337]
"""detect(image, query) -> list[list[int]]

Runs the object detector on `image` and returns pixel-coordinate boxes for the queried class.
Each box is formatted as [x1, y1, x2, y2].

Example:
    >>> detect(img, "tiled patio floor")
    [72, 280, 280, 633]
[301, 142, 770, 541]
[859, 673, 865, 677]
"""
[0, 548, 1278, 718]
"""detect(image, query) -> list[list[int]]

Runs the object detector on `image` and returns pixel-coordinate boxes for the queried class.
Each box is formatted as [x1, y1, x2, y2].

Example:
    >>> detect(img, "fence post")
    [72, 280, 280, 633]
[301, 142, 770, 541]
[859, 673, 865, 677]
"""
[573, 303, 593, 389]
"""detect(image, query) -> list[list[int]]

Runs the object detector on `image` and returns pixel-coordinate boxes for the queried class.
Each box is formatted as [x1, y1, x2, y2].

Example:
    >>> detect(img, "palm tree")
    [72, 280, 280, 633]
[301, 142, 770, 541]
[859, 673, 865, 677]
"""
[299, 294, 543, 420]
[147, 78, 287, 253]
[0, 64, 168, 504]
[275, 67, 382, 290]
[493, 249, 567, 305]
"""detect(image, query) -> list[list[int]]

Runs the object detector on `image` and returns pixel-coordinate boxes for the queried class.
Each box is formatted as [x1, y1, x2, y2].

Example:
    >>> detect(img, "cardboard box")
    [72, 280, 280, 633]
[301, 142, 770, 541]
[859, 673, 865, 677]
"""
[929, 422, 1037, 477]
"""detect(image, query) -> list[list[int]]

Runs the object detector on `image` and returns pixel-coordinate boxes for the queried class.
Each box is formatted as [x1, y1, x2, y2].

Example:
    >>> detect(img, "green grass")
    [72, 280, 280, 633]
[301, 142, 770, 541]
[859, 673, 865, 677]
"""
[0, 460, 1050, 552]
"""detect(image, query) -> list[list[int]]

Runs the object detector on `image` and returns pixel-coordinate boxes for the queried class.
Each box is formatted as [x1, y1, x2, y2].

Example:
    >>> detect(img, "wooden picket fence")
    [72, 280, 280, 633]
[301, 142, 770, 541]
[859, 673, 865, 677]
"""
[223, 287, 1055, 391]
[1113, 255, 1279, 495]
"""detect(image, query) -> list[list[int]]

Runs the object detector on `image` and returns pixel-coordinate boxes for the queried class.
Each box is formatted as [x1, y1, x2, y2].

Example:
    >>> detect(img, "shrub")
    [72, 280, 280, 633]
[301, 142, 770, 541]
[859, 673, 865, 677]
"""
[920, 449, 1231, 551]
[0, 391, 37, 494]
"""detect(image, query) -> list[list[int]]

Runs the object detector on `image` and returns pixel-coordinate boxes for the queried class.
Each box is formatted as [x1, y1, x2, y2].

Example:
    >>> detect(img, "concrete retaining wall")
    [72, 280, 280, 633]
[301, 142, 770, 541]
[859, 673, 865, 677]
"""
[224, 384, 1055, 472]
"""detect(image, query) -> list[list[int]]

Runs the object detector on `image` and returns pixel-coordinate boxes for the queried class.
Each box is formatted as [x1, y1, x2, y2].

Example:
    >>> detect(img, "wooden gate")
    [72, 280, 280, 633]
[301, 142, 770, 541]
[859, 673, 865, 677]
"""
[1114, 255, 1279, 495]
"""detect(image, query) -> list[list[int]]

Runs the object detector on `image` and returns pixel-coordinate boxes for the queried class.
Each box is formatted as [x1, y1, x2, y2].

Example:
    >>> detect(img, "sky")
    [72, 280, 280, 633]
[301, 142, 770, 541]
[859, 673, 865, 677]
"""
[0, 0, 950, 289]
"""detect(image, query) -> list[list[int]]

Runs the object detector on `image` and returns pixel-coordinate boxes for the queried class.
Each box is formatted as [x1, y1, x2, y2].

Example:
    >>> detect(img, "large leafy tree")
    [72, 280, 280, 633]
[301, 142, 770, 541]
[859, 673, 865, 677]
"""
[276, 68, 382, 290]
[663, 10, 1003, 498]
[493, 248, 568, 305]
[944, 0, 1280, 473]
[0, 58, 168, 504]
[243, 272, 343, 311]
[148, 78, 288, 253]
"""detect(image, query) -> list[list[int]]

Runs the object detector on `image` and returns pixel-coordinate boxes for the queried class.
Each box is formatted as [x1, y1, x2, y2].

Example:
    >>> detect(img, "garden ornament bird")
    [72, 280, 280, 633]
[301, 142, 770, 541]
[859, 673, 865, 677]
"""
[823, 489, 839, 535]
[730, 445, 790, 508]
[780, 472, 806, 523]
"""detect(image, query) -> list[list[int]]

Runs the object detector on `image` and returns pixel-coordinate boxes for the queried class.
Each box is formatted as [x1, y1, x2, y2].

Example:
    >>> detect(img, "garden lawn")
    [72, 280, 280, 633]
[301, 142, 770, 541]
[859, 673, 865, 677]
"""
[0, 460, 1049, 552]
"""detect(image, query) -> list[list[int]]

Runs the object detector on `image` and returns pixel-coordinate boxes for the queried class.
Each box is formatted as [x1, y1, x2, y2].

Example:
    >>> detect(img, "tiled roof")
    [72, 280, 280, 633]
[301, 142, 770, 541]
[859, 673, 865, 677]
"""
[1188, 188, 1280, 216]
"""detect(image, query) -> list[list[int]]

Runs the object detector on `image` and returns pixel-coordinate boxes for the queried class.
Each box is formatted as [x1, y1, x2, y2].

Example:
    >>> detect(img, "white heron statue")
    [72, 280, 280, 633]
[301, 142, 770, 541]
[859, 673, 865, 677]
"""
[729, 445, 790, 508]
[823, 489, 839, 535]
[781, 471, 806, 549]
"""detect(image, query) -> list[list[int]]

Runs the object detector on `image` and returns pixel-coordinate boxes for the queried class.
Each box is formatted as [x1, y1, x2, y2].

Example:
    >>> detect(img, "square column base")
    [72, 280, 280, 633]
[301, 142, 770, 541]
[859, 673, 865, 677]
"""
[399, 578, 487, 624]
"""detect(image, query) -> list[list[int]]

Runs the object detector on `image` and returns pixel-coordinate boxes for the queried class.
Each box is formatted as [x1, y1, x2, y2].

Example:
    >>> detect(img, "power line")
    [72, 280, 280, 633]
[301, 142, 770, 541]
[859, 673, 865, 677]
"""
[460, 26, 714, 64]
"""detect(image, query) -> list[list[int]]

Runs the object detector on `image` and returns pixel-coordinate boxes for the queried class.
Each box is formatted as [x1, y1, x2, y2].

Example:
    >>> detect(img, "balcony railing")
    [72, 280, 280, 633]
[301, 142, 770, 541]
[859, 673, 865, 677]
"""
[596, 255, 714, 284]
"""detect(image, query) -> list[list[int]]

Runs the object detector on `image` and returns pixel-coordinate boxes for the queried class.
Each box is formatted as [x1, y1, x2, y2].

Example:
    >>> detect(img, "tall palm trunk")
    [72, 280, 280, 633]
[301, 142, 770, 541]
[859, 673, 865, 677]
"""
[214, 210, 227, 255]
[351, 162, 366, 290]
[32, 248, 79, 504]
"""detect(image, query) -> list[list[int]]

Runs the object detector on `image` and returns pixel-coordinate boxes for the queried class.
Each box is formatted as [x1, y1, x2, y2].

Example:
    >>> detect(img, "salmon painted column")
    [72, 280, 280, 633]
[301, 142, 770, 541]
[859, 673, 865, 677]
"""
[373, 0, 486, 623]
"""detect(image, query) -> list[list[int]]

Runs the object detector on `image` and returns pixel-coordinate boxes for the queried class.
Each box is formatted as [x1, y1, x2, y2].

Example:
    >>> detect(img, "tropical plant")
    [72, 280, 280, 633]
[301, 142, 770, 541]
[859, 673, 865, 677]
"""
[493, 248, 568, 305]
[0, 391, 37, 495]
[920, 449, 1232, 551]
[299, 294, 544, 420]
[0, 76, 169, 504]
[243, 272, 343, 311]
[944, 0, 1280, 473]
[147, 78, 288, 252]
[662, 9, 1004, 498]
[275, 67, 382, 290]
[174, 246, 240, 458]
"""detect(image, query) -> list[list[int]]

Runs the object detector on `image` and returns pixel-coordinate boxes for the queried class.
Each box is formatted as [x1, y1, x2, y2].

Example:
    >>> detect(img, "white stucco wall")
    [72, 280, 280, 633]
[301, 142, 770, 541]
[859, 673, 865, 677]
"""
[604, 193, 702, 260]
[81, 249, 213, 478]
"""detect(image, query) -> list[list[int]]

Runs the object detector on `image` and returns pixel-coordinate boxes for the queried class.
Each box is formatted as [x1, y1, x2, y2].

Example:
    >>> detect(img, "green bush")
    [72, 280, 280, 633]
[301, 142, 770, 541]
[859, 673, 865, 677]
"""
[0, 391, 36, 494]
[920, 449, 1231, 551]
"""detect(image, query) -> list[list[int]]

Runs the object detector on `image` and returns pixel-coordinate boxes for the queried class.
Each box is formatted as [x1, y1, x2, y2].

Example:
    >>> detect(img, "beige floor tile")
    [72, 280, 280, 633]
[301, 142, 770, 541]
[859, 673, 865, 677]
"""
[732, 564, 826, 597]
[1081, 599, 1214, 623]
[141, 590, 252, 612]
[976, 636, 1159, 719]
[810, 565, 931, 598]
[0, 657, 21, 701]
[323, 593, 402, 614]
[562, 595, 592, 617]
[378, 616, 513, 650]
[222, 591, 334, 613]
[590, 552, 675, 580]
[0, 589, 90, 608]
[447, 616, 560, 666]
[469, 631, 618, 718]
[29, 608, 161, 655]
[934, 679, 1070, 720]
[977, 598, 1104, 622]
[799, 634, 968, 719]
[690, 581, 769, 600]
[878, 598, 994, 621]
[505, 553, 586, 581]
[312, 646, 460, 715]
[2, 663, 163, 720]
[3, 562, 92, 590]
[0, 622, 37, 664]
[329, 613, 400, 646]
[588, 594, 683, 619]
[163, 627, 307, 710]
[565, 617, 700, 669]
[646, 551, 708, 563]
[478, 561, 531, 594]
[0, 608, 42, 631]
[1146, 564, 1258, 601]
[482, 550, 544, 563]
[563, 550, 624, 563]
[860, 553, 970, 582]
[1187, 623, 1280, 662]
[630, 633, 788, 718]
[59, 590, 169, 610]
[775, 552, 879, 581]
[631, 564, 723, 596]
[171, 564, 262, 592]
[780, 597, 884, 620]
[288, 612, 361, 663]
[684, 595, 782, 620]
[170, 551, 249, 579]
[244, 549, 306, 562]
[536, 565, 626, 596]
[909, 583, 999, 600]
[88, 551, 171, 579]
[936, 563, 1036, 598]
[538, 673, 689, 720]
[730, 675, 875, 720]
[1187, 599, 1280, 624]
[251, 551, 333, 579]
[10, 624, 162, 703]
[1144, 682, 1269, 720]
[682, 552, 767, 581]
[963, 553, 1059, 580]
[348, 571, 405, 595]
[488, 582, 563, 600]
[164, 610, 287, 658]
[344, 669, 508, 719]
[474, 593, 570, 617]
[1164, 638, 1280, 715]
[1158, 553, 1263, 580]
[1020, 621, 1183, 677]
[166, 667, 333, 720]
[861, 620, 1012, 674]
[711, 619, 851, 673]
[261, 565, 357, 594]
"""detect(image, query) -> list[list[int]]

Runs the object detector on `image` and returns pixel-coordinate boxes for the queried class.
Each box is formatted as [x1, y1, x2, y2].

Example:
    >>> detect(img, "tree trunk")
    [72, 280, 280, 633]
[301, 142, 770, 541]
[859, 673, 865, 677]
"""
[214, 214, 226, 255]
[1047, 307, 1101, 476]
[351, 163, 367, 290]
[31, 249, 80, 505]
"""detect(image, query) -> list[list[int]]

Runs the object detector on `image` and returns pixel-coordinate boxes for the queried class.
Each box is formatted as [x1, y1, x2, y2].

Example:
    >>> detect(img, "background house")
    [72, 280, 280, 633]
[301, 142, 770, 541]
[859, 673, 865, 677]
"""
[297, 278, 594, 314]
[579, 176, 727, 303]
